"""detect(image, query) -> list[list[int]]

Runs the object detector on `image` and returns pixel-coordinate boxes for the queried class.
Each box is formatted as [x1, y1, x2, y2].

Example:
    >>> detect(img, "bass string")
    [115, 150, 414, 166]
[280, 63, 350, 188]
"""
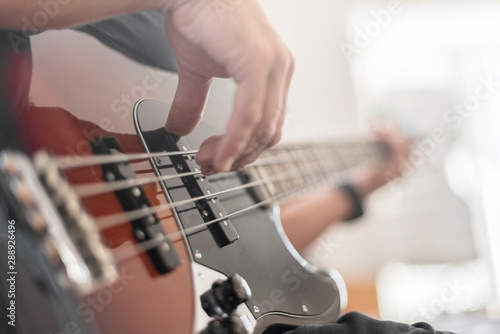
[55, 138, 380, 177]
[74, 141, 356, 199]
[176, 155, 378, 241]
[112, 156, 378, 263]
[97, 143, 380, 231]
[254, 140, 382, 167]
[54, 149, 199, 169]
[51, 141, 380, 263]
[94, 152, 336, 231]
[54, 141, 316, 170]
[69, 139, 381, 199]
[72, 146, 322, 198]
[74, 170, 202, 198]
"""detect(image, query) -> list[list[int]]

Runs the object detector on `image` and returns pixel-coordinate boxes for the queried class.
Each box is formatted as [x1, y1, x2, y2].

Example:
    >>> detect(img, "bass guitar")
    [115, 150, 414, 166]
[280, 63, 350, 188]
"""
[0, 28, 385, 334]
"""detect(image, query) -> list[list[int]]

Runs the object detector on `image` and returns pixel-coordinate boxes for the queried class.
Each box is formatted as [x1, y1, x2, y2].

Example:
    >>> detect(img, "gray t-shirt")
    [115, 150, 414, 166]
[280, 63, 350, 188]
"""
[75, 9, 177, 72]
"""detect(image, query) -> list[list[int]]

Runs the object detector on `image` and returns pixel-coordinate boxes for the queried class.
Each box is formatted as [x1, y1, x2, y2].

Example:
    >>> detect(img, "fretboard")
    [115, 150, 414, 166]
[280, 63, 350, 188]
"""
[244, 139, 389, 204]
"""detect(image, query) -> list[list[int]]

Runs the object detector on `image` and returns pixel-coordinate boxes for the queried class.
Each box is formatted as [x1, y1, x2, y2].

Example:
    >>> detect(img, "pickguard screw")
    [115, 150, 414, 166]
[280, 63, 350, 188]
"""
[156, 157, 162, 165]
[253, 306, 260, 313]
[194, 250, 202, 259]
[302, 305, 309, 313]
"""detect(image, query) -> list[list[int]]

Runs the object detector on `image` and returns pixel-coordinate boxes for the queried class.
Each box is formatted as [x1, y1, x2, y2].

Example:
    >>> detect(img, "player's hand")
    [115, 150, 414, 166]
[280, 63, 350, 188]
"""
[375, 129, 412, 178]
[163, 0, 294, 174]
[350, 128, 412, 197]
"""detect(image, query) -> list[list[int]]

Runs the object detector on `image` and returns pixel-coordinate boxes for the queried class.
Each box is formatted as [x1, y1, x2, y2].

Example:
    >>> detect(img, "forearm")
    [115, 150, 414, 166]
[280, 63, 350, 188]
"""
[351, 164, 389, 198]
[0, 0, 169, 30]
[280, 187, 354, 252]
[281, 166, 391, 251]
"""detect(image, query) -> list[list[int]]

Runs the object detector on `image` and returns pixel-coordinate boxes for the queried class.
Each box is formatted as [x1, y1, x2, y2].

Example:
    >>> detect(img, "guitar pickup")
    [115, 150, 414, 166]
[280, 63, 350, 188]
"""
[91, 138, 181, 274]
[141, 129, 239, 248]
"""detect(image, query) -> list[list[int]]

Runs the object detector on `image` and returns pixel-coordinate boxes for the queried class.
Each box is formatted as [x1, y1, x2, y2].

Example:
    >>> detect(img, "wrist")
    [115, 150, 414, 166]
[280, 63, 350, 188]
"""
[338, 184, 364, 221]
[352, 165, 388, 198]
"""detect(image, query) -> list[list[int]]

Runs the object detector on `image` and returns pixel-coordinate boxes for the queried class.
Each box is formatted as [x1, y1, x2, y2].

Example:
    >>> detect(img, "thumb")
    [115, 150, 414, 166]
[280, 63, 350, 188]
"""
[165, 71, 213, 136]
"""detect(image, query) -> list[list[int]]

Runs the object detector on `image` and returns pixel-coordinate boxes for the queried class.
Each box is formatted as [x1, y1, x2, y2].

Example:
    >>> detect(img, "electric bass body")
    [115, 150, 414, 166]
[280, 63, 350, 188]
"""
[2, 29, 346, 334]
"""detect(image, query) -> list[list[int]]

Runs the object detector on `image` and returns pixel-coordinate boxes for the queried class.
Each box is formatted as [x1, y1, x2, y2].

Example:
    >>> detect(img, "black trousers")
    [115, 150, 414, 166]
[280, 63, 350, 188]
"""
[284, 312, 454, 334]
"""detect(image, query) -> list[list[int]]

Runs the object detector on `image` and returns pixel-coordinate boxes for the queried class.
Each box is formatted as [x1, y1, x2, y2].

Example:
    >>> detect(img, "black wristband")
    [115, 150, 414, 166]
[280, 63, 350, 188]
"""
[339, 184, 364, 221]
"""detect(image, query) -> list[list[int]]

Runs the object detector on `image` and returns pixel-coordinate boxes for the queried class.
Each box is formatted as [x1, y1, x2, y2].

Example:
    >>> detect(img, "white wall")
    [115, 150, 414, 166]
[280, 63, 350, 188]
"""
[205, 0, 362, 143]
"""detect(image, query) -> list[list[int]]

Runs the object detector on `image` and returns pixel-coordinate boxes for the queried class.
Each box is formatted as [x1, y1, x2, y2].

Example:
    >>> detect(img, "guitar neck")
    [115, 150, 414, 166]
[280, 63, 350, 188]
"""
[245, 139, 390, 204]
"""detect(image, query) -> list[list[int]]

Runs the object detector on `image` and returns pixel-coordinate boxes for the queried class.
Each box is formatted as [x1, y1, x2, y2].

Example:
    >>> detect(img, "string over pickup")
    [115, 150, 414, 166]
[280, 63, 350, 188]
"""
[91, 137, 181, 274]
[141, 128, 239, 248]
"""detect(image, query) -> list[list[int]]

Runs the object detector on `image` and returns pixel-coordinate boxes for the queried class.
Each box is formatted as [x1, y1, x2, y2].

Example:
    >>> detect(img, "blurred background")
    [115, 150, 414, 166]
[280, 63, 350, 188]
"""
[203, 0, 500, 332]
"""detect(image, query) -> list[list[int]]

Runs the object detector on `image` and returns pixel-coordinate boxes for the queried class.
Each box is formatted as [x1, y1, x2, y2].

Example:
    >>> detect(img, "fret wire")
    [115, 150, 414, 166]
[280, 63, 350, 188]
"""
[286, 147, 301, 192]
[291, 148, 306, 193]
[257, 163, 276, 198]
[273, 148, 289, 196]
[264, 150, 279, 197]
[245, 139, 386, 203]
[318, 147, 331, 178]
